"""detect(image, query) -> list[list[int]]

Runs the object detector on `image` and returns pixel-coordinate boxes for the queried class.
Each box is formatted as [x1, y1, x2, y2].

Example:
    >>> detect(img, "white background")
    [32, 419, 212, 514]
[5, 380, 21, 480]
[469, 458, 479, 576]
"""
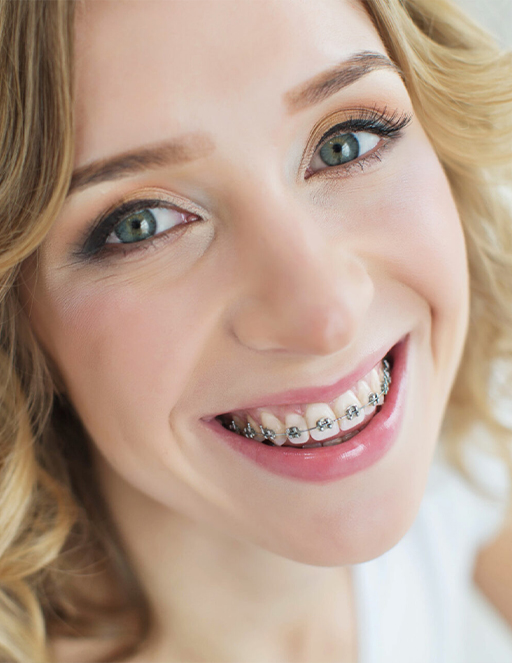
[456, 0, 512, 46]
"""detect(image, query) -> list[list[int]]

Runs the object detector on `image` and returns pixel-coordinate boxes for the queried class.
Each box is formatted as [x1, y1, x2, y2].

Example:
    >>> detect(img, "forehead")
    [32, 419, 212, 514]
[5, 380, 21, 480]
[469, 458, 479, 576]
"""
[74, 0, 386, 167]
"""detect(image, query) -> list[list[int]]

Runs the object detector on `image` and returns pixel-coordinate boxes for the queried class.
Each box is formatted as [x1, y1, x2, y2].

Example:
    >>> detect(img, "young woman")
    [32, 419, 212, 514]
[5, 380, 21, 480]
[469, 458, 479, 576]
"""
[0, 1, 511, 661]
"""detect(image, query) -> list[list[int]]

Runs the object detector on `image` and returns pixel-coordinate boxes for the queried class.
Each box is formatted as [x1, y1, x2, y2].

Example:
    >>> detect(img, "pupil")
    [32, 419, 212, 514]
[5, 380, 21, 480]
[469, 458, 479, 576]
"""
[115, 209, 157, 243]
[319, 133, 360, 167]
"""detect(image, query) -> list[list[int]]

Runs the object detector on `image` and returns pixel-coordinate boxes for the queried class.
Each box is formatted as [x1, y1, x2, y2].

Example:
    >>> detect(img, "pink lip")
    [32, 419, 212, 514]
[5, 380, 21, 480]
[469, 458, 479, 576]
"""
[199, 335, 409, 483]
[203, 336, 405, 420]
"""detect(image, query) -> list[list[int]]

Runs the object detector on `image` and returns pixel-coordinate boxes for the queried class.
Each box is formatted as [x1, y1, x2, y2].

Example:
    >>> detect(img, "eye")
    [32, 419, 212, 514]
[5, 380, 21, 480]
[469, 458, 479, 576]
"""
[304, 108, 413, 178]
[77, 197, 203, 260]
[309, 131, 380, 172]
[106, 207, 183, 245]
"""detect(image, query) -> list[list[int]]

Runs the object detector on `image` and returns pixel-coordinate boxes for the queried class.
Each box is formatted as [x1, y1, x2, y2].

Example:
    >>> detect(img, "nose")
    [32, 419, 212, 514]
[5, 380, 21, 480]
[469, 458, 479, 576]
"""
[230, 191, 374, 356]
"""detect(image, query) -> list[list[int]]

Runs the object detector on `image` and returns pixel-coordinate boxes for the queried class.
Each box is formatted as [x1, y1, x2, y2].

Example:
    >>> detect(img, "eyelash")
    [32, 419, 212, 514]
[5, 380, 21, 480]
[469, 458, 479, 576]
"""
[305, 106, 412, 179]
[75, 107, 412, 262]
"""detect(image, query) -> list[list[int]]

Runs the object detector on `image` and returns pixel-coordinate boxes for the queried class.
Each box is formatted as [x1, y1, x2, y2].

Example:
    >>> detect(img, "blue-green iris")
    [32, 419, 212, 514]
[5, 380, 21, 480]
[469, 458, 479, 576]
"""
[114, 210, 157, 243]
[319, 133, 360, 166]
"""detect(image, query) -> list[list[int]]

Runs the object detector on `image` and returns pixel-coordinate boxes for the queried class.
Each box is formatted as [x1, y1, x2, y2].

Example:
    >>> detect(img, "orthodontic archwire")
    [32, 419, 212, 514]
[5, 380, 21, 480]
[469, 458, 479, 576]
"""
[228, 359, 392, 441]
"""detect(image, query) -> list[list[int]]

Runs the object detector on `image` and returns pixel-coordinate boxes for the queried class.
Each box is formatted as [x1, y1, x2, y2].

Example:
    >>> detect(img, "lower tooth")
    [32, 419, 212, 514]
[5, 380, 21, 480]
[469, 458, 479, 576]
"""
[322, 438, 342, 447]
[341, 429, 359, 443]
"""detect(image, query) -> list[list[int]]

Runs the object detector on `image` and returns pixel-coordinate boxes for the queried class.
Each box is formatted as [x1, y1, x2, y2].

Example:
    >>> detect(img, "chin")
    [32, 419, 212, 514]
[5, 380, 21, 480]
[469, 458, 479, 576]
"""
[243, 421, 440, 568]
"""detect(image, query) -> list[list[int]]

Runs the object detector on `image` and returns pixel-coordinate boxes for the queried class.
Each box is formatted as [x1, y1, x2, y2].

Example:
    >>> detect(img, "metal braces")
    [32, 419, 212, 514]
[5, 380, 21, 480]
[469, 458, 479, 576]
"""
[228, 360, 391, 440]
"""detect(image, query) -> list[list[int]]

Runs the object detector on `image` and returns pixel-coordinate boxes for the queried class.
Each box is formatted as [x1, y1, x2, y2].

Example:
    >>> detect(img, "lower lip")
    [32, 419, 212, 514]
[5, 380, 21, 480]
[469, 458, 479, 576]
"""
[201, 337, 409, 483]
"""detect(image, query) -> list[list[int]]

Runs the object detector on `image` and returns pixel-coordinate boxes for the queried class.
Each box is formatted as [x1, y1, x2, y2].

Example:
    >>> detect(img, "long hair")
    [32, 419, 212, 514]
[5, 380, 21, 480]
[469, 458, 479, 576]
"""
[0, 0, 511, 660]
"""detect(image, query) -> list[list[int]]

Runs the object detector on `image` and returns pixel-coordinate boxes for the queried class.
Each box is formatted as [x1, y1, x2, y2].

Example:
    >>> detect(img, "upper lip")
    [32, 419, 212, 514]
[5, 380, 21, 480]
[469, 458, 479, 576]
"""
[202, 335, 406, 421]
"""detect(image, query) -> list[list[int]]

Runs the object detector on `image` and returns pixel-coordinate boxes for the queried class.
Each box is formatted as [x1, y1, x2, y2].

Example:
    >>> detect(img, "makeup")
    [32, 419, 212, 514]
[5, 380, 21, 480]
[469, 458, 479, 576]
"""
[201, 336, 409, 483]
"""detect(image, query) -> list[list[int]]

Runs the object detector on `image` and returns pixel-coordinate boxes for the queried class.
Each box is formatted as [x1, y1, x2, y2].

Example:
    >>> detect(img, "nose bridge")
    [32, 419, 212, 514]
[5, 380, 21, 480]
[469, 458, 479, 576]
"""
[229, 183, 375, 355]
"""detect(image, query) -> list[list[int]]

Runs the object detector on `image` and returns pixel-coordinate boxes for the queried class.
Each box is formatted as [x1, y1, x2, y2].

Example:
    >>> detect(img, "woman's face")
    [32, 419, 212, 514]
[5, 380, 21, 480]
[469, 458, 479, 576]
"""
[23, 0, 469, 564]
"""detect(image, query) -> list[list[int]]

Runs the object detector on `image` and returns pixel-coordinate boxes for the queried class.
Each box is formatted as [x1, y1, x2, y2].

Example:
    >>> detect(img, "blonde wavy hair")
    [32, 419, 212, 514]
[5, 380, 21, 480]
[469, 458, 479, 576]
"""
[0, 0, 511, 661]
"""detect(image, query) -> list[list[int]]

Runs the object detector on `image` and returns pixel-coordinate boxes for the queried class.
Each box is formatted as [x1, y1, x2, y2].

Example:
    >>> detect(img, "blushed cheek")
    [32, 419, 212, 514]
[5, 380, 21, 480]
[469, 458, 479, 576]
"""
[367, 139, 469, 366]
[28, 274, 215, 460]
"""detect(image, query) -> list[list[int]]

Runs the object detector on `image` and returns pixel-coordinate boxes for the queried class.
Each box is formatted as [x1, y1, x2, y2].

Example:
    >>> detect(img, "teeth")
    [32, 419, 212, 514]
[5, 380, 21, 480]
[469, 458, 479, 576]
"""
[356, 378, 377, 416]
[322, 437, 344, 447]
[304, 403, 340, 441]
[228, 414, 246, 435]
[382, 363, 391, 395]
[368, 369, 384, 405]
[242, 420, 259, 439]
[332, 389, 365, 431]
[260, 412, 287, 446]
[247, 415, 265, 442]
[284, 413, 310, 445]
[222, 356, 392, 446]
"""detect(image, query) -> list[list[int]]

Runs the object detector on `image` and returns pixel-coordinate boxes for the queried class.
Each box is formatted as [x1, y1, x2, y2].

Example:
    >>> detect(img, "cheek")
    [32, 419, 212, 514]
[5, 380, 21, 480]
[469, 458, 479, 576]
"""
[381, 146, 470, 359]
[314, 135, 469, 329]
[29, 271, 217, 465]
[383, 157, 467, 296]
[354, 138, 470, 362]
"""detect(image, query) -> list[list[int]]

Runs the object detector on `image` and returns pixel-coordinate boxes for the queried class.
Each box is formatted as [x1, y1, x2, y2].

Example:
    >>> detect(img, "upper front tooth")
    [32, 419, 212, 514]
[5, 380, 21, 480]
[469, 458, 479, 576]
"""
[260, 412, 287, 446]
[368, 368, 384, 405]
[332, 389, 365, 431]
[356, 378, 376, 416]
[228, 358, 389, 442]
[304, 403, 340, 441]
[285, 413, 310, 445]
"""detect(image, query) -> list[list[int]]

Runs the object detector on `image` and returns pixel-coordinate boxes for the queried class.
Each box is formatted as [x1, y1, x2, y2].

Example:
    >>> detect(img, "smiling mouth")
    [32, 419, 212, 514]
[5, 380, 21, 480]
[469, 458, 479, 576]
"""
[215, 354, 393, 449]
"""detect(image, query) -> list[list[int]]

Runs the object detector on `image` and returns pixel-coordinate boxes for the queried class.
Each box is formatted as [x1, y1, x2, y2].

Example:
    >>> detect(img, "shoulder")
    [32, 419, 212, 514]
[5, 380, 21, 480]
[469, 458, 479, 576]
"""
[435, 436, 512, 629]
[473, 516, 512, 628]
[50, 637, 117, 663]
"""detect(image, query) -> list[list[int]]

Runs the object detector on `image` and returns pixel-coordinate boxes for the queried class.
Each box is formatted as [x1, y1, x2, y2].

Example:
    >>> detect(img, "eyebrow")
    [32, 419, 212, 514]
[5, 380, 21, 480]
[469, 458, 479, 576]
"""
[68, 50, 401, 196]
[68, 133, 215, 195]
[283, 50, 402, 113]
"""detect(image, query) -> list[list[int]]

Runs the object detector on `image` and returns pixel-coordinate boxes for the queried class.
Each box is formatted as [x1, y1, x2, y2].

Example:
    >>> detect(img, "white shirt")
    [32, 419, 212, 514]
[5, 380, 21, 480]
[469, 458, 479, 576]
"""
[351, 439, 512, 663]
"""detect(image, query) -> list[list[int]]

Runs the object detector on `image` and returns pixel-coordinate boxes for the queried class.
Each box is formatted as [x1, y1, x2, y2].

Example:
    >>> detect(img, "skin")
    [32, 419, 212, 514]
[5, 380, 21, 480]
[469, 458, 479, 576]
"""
[21, 0, 471, 660]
